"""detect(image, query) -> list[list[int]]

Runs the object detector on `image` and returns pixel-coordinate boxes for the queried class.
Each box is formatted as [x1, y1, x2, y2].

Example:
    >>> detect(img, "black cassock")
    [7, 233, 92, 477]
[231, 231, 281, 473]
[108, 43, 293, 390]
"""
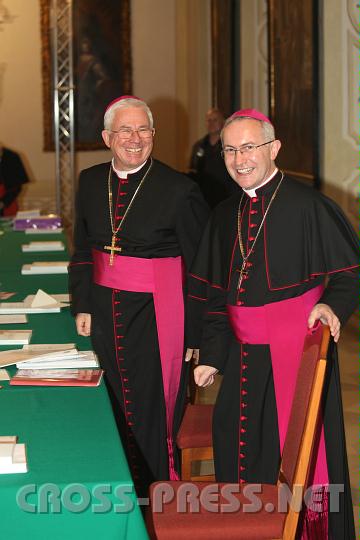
[69, 158, 209, 496]
[190, 172, 358, 539]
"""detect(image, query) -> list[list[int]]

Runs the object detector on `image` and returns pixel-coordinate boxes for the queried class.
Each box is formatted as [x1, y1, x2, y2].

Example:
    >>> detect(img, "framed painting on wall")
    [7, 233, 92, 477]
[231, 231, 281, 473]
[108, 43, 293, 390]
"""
[40, 0, 132, 151]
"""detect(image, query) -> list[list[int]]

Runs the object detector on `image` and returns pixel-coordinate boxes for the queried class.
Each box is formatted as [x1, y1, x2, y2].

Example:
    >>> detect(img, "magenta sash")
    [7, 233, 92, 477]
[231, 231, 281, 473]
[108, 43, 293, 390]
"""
[92, 249, 183, 480]
[227, 285, 328, 485]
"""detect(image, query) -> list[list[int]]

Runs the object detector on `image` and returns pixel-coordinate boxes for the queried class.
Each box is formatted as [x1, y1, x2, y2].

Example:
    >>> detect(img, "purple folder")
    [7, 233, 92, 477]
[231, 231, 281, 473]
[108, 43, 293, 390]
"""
[13, 216, 62, 231]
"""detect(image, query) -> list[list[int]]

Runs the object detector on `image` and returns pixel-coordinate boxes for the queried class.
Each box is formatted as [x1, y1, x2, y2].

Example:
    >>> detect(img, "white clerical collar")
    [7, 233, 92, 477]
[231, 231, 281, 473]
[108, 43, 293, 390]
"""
[111, 159, 147, 179]
[243, 168, 278, 198]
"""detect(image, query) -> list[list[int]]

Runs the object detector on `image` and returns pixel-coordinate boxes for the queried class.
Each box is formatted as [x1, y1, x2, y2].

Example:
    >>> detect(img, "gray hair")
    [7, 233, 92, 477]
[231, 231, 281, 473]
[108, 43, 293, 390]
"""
[104, 98, 154, 130]
[220, 116, 275, 144]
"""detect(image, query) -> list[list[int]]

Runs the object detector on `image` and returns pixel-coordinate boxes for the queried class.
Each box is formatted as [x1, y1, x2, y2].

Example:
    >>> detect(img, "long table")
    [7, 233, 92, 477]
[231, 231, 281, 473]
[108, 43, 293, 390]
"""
[0, 229, 149, 539]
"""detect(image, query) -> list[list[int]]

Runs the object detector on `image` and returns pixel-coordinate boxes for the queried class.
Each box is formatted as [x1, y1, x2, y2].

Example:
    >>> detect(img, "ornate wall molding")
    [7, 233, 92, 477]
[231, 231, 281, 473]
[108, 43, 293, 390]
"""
[256, 0, 268, 113]
[347, 31, 360, 144]
[0, 1, 16, 31]
[240, 0, 268, 113]
[344, 4, 359, 146]
[0, 62, 6, 105]
[343, 2, 359, 225]
[347, 0, 360, 34]
[343, 167, 360, 228]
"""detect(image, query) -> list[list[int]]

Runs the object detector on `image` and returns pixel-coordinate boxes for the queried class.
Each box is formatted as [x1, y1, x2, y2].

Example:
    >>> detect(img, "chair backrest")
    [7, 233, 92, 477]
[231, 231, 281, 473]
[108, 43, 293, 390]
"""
[279, 323, 330, 489]
[279, 323, 330, 540]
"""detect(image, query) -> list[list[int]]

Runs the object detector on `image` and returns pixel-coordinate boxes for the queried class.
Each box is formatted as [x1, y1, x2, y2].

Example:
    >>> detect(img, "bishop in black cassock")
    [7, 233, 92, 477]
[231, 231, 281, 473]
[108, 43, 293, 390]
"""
[191, 109, 358, 539]
[69, 96, 209, 498]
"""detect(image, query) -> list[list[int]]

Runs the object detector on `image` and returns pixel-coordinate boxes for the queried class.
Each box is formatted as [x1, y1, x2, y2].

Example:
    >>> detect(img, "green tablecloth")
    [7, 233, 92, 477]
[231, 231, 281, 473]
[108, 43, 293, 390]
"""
[0, 230, 148, 539]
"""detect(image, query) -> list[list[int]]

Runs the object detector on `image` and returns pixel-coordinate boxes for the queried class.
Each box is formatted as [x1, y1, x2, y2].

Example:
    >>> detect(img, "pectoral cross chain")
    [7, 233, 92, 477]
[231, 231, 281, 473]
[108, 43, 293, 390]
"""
[237, 260, 248, 289]
[104, 235, 122, 266]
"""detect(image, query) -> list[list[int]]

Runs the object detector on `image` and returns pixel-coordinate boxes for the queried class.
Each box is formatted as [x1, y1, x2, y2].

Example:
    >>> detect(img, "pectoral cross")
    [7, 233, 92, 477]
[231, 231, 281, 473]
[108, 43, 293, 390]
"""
[237, 260, 248, 289]
[104, 235, 122, 266]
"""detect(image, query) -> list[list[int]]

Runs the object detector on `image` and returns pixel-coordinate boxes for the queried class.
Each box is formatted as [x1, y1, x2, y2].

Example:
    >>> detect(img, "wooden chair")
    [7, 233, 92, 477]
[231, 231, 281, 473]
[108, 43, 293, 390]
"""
[148, 324, 331, 540]
[176, 404, 214, 481]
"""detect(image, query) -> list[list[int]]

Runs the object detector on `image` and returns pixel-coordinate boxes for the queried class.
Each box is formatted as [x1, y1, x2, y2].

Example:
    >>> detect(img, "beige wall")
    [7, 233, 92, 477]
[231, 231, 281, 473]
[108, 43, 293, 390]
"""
[132, 0, 211, 171]
[131, 0, 177, 167]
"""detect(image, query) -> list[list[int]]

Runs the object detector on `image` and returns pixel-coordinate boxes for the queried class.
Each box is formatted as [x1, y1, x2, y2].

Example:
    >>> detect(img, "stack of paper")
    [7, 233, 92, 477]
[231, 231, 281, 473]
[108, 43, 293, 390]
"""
[0, 315, 28, 324]
[22, 241, 65, 252]
[0, 290, 63, 314]
[0, 343, 72, 367]
[25, 228, 63, 235]
[10, 369, 104, 387]
[0, 302, 60, 315]
[21, 261, 69, 275]
[23, 343, 75, 352]
[15, 209, 41, 219]
[16, 349, 99, 369]
[0, 342, 99, 369]
[0, 436, 27, 474]
[0, 330, 32, 345]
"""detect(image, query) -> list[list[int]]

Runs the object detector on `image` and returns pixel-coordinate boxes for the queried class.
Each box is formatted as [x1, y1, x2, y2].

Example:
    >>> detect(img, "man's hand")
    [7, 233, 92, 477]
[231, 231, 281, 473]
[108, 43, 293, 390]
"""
[185, 348, 199, 363]
[76, 313, 92, 336]
[308, 303, 340, 342]
[194, 365, 218, 387]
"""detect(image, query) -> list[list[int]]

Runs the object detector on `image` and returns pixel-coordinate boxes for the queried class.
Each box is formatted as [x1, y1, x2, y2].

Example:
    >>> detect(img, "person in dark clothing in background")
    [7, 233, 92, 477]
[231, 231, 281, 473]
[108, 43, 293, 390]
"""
[189, 107, 238, 208]
[0, 146, 29, 216]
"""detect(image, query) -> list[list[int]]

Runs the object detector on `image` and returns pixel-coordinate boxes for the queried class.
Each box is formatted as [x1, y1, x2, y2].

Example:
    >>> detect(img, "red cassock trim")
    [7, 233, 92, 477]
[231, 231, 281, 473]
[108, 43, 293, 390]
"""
[262, 196, 359, 290]
[187, 294, 208, 302]
[68, 261, 93, 266]
[189, 273, 227, 291]
[238, 343, 248, 483]
[111, 291, 140, 486]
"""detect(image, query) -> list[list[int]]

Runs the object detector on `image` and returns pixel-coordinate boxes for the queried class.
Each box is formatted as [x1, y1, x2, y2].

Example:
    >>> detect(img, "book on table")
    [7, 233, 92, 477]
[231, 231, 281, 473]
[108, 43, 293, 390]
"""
[10, 368, 104, 387]
[21, 261, 69, 275]
[22, 241, 65, 252]
[0, 301, 61, 314]
[0, 330, 32, 345]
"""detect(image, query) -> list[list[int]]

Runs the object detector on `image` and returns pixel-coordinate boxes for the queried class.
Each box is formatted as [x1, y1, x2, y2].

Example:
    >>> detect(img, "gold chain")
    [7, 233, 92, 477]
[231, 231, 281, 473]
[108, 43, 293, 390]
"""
[237, 171, 284, 288]
[104, 159, 153, 265]
[108, 158, 153, 237]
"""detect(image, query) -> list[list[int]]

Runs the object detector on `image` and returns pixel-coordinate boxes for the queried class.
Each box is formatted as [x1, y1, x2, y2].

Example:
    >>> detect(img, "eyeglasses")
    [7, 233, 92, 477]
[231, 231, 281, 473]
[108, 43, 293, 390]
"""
[221, 140, 274, 158]
[107, 127, 155, 139]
